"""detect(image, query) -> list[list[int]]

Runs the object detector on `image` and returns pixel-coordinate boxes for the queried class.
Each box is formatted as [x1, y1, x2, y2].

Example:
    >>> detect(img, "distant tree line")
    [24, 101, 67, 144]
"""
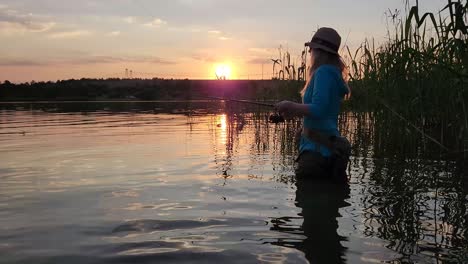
[0, 78, 190, 101]
[0, 78, 303, 102]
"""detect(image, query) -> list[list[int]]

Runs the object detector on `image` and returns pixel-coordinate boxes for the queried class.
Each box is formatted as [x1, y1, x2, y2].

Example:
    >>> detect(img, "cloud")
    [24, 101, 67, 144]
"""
[207, 30, 233, 41]
[0, 59, 46, 66]
[107, 31, 121, 37]
[123, 16, 136, 24]
[190, 53, 216, 63]
[248, 48, 271, 55]
[48, 30, 92, 39]
[0, 5, 55, 34]
[247, 57, 271, 65]
[72, 56, 176, 65]
[143, 18, 167, 28]
[0, 56, 177, 67]
[146, 57, 176, 65]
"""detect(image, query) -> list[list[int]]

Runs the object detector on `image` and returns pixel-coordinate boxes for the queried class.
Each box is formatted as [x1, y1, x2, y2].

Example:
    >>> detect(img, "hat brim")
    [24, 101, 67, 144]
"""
[305, 42, 339, 55]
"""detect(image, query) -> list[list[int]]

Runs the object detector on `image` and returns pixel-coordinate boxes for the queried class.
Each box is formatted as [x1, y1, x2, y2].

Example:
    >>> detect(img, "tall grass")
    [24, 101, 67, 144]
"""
[271, 46, 307, 81]
[347, 0, 468, 154]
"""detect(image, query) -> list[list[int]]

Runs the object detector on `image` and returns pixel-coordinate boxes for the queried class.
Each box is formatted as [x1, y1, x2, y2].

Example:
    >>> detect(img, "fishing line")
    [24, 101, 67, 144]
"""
[202, 96, 285, 123]
[203, 96, 275, 107]
[376, 98, 450, 152]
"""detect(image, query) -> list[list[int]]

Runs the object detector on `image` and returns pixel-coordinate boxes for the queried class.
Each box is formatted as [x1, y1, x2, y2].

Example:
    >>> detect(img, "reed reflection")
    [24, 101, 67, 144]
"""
[209, 102, 301, 181]
[340, 111, 467, 262]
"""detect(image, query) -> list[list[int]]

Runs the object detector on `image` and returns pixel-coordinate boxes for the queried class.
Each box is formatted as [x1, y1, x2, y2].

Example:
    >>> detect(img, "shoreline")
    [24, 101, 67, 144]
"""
[0, 99, 280, 104]
[0, 79, 303, 102]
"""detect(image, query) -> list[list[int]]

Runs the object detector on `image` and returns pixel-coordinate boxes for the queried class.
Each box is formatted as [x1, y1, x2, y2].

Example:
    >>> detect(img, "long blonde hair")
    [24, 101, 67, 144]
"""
[300, 48, 351, 99]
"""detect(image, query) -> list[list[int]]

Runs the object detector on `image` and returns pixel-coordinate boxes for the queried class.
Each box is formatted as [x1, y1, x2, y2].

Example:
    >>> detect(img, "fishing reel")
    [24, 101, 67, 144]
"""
[269, 113, 285, 123]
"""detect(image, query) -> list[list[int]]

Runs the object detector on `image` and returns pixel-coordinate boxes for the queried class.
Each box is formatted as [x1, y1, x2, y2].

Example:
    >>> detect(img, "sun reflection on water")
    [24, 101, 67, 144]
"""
[217, 114, 227, 146]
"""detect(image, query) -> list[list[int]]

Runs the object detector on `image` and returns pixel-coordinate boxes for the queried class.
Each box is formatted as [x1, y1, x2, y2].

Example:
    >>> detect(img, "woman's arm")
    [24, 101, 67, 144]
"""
[276, 68, 333, 118]
[275, 101, 311, 117]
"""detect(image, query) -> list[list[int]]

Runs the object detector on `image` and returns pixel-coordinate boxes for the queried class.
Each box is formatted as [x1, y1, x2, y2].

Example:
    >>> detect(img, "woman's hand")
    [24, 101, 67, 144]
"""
[275, 100, 295, 118]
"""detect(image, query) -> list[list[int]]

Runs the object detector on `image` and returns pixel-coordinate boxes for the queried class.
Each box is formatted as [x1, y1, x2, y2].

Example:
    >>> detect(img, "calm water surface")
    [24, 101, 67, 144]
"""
[0, 102, 466, 264]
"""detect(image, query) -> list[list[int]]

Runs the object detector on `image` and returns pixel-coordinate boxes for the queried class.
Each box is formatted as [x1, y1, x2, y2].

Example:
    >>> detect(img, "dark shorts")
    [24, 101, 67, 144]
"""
[295, 151, 332, 179]
[295, 150, 349, 184]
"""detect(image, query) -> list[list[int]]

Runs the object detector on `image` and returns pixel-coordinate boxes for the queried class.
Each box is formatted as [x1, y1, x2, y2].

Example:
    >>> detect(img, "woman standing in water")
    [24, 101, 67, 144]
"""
[272, 27, 352, 262]
[276, 27, 351, 182]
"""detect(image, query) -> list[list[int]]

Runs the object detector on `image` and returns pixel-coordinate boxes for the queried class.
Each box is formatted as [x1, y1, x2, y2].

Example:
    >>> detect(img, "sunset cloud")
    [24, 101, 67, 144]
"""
[107, 31, 121, 37]
[0, 5, 55, 34]
[74, 56, 176, 65]
[123, 16, 136, 24]
[48, 30, 92, 39]
[189, 49, 217, 63]
[247, 57, 271, 65]
[248, 48, 272, 55]
[143, 18, 167, 28]
[0, 56, 177, 67]
[0, 59, 46, 66]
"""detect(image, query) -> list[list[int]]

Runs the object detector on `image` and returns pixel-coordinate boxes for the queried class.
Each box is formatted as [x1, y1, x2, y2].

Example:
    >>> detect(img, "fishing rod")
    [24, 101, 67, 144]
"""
[203, 96, 276, 108]
[202, 96, 285, 123]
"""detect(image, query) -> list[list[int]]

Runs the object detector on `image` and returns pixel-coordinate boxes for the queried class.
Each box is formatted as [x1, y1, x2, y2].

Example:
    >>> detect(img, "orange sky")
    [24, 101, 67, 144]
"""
[0, 0, 444, 83]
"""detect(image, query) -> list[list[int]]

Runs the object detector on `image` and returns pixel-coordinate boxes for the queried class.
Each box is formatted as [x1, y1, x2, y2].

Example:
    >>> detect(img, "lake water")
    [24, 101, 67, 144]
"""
[0, 102, 466, 264]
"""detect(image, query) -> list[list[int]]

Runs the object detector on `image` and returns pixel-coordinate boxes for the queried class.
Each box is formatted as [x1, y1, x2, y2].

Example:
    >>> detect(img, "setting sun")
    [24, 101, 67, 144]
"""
[214, 64, 232, 80]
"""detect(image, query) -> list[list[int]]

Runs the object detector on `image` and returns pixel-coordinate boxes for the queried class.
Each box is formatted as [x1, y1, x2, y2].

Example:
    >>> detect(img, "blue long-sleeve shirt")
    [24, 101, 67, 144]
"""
[299, 64, 348, 157]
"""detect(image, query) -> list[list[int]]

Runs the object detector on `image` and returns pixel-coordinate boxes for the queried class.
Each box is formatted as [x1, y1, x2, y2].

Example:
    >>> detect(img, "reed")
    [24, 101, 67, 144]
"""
[271, 46, 304, 81]
[346, 0, 468, 154]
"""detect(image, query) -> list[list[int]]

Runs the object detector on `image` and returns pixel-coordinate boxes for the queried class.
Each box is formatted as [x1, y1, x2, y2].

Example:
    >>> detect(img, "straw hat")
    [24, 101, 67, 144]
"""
[305, 27, 341, 55]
